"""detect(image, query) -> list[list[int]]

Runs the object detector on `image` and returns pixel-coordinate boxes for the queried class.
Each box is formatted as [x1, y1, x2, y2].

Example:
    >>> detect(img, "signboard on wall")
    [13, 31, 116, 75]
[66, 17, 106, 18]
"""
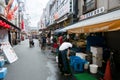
[80, 7, 105, 20]
[1, 42, 18, 63]
[54, 0, 70, 20]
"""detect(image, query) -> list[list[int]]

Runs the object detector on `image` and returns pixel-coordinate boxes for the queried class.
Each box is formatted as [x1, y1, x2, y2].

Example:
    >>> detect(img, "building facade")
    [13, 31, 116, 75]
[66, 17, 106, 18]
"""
[51, 1, 120, 79]
[40, 0, 120, 31]
[78, 0, 120, 21]
[0, 0, 22, 45]
[40, 0, 76, 30]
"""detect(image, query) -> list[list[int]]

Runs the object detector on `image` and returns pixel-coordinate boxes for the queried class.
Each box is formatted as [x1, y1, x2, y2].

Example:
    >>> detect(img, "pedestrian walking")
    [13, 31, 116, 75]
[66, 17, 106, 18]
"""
[41, 34, 46, 50]
[28, 35, 34, 47]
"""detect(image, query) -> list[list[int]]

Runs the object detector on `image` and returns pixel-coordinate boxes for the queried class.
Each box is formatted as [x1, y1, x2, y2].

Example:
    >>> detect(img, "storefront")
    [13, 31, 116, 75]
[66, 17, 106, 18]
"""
[57, 9, 120, 32]
[55, 9, 120, 80]
[67, 10, 120, 52]
[0, 16, 21, 45]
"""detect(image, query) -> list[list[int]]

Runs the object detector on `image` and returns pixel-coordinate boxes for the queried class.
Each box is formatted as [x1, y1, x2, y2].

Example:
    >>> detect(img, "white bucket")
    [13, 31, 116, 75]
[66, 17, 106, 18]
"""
[89, 64, 98, 74]
[56, 56, 58, 63]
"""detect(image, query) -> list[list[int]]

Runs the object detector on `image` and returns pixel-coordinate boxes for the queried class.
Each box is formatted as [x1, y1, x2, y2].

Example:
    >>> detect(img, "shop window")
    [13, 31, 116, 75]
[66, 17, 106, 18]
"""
[83, 0, 97, 14]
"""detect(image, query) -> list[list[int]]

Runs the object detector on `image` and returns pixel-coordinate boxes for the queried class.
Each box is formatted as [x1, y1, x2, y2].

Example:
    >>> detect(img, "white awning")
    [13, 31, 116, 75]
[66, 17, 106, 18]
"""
[57, 10, 120, 32]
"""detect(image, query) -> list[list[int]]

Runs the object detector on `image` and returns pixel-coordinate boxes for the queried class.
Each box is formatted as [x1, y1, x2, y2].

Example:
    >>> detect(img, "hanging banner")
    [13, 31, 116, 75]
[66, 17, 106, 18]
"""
[1, 41, 18, 63]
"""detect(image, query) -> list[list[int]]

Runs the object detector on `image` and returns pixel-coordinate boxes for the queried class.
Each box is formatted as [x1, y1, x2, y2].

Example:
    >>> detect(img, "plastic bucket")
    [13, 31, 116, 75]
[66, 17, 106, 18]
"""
[56, 56, 58, 63]
[89, 64, 98, 74]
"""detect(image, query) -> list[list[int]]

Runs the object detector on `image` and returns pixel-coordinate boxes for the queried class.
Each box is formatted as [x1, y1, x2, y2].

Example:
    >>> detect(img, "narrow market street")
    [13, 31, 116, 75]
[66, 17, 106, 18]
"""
[4, 39, 75, 80]
[0, 0, 120, 80]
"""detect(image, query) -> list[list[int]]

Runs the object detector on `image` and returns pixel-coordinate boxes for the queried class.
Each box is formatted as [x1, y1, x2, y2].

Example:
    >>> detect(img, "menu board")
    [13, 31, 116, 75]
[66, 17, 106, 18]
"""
[1, 42, 18, 63]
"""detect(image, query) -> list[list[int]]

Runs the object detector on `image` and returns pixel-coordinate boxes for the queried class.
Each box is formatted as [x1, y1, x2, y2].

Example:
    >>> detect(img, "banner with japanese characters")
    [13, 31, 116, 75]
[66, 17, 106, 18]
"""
[1, 41, 18, 63]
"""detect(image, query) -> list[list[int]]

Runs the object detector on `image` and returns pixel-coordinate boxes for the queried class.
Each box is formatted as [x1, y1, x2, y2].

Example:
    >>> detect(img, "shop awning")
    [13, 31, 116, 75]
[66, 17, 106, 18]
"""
[56, 16, 68, 23]
[68, 19, 120, 34]
[0, 16, 21, 31]
[54, 28, 64, 33]
[56, 10, 120, 33]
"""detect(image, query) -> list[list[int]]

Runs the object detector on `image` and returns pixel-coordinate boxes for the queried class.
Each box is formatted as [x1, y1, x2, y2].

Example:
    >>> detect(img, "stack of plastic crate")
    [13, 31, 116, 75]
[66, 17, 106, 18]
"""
[0, 56, 7, 79]
[70, 56, 87, 72]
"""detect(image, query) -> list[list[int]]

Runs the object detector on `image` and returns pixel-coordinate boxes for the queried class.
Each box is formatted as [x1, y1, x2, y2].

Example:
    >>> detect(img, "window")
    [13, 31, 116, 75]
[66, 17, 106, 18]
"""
[83, 0, 97, 14]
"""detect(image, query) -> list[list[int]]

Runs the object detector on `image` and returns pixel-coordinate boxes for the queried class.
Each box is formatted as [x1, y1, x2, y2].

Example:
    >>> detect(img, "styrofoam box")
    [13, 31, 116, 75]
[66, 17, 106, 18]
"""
[76, 53, 87, 60]
[90, 46, 103, 67]
[90, 46, 103, 54]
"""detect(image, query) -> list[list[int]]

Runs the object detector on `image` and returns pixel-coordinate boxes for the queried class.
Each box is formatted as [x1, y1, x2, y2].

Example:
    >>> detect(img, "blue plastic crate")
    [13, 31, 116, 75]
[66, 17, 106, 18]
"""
[70, 57, 80, 67]
[0, 67, 7, 79]
[73, 61, 84, 72]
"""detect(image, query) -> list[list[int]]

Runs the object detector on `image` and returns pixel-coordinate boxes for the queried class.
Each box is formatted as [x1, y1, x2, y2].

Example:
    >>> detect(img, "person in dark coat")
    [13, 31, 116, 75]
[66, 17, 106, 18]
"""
[58, 47, 71, 76]
[41, 34, 46, 50]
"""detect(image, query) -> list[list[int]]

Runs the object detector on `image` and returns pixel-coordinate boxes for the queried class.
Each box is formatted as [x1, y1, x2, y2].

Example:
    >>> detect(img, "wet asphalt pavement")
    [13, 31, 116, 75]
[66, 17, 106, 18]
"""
[4, 39, 75, 80]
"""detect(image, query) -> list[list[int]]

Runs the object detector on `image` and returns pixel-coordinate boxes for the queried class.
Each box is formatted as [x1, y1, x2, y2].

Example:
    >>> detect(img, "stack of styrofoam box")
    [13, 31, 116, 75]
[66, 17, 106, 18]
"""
[90, 46, 103, 67]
